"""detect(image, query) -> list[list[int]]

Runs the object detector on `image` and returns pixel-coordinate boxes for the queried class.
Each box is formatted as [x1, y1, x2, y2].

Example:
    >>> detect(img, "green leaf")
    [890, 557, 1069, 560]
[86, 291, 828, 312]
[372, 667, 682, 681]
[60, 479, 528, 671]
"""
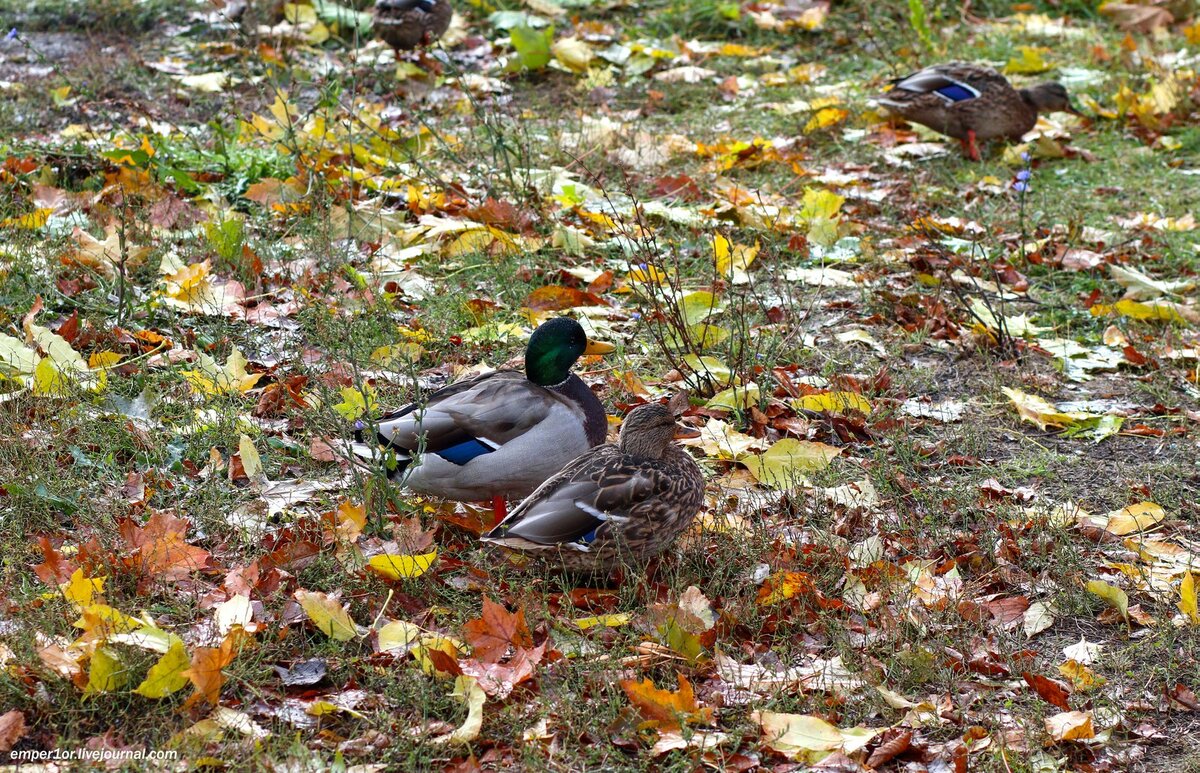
[1086, 580, 1129, 623]
[510, 25, 554, 71]
[312, 0, 374, 35]
[907, 0, 933, 51]
[205, 218, 245, 265]
[678, 291, 722, 328]
[742, 439, 842, 489]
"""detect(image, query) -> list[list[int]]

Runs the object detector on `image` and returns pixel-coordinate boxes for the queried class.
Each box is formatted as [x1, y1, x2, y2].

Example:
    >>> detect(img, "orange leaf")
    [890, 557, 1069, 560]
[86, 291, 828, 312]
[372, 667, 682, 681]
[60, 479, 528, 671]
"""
[620, 673, 713, 730]
[181, 631, 241, 708]
[32, 536, 76, 585]
[756, 570, 816, 606]
[119, 512, 211, 581]
[461, 597, 534, 664]
[1022, 672, 1072, 710]
[524, 285, 604, 312]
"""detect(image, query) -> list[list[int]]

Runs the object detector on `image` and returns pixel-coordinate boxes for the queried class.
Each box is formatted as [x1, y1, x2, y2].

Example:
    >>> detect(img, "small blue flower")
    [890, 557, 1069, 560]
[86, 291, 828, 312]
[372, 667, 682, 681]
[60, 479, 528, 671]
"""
[5, 28, 17, 41]
[1012, 180, 1029, 193]
[354, 419, 365, 431]
[638, 262, 648, 270]
[1016, 169, 1032, 182]
[1020, 151, 1031, 162]
[630, 311, 642, 320]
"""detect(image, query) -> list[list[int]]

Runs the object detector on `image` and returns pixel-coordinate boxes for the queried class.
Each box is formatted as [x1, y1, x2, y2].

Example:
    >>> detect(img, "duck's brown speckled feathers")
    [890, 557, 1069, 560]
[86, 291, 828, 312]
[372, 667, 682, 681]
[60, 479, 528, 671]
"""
[374, 0, 452, 51]
[877, 62, 1076, 153]
[482, 404, 705, 573]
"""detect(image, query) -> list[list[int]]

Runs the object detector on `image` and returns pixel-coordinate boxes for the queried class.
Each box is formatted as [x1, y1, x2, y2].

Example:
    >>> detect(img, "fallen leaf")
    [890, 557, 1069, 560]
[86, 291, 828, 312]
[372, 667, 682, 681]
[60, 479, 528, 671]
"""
[742, 439, 841, 488]
[753, 710, 879, 762]
[366, 551, 438, 581]
[134, 640, 191, 698]
[1086, 580, 1129, 623]
[433, 675, 486, 744]
[621, 673, 713, 730]
[294, 589, 359, 641]
[462, 597, 533, 664]
[1044, 710, 1095, 742]
[0, 710, 27, 752]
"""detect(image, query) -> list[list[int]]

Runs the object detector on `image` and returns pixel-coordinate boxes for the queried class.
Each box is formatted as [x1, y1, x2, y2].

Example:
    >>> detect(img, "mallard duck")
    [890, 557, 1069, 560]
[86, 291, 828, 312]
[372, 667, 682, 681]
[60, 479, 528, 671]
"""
[373, 0, 453, 52]
[482, 403, 706, 573]
[877, 63, 1079, 161]
[358, 317, 613, 522]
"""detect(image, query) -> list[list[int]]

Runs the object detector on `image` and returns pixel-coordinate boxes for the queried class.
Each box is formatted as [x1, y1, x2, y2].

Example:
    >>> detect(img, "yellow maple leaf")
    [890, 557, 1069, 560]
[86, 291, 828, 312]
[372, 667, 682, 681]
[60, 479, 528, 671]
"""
[182, 348, 261, 396]
[134, 640, 191, 698]
[804, 107, 848, 132]
[60, 569, 105, 608]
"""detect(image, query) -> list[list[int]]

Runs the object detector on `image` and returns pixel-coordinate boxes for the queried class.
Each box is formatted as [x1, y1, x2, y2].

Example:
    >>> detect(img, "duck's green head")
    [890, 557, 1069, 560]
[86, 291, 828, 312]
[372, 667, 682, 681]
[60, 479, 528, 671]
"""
[524, 317, 614, 386]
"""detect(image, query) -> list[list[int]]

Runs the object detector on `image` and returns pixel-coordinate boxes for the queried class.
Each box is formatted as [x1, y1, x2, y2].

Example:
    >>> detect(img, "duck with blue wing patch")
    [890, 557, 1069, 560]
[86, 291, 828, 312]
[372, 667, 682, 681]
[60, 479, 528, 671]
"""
[482, 403, 705, 574]
[877, 62, 1080, 161]
[373, 0, 453, 52]
[354, 317, 613, 524]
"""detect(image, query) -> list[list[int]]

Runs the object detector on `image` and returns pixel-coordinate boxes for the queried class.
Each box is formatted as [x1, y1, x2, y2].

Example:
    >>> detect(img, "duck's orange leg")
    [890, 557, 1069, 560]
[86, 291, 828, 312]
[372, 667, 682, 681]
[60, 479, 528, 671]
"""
[965, 129, 981, 162]
[491, 495, 508, 526]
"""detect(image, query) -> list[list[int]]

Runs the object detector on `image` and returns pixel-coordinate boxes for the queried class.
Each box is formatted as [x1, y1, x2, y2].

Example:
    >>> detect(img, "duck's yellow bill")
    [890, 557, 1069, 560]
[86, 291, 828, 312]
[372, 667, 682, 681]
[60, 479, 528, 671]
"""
[584, 340, 616, 355]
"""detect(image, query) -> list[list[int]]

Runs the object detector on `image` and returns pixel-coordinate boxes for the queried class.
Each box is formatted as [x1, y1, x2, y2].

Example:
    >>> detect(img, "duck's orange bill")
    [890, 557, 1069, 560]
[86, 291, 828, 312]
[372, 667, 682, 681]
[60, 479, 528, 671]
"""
[673, 424, 701, 440]
[584, 339, 616, 355]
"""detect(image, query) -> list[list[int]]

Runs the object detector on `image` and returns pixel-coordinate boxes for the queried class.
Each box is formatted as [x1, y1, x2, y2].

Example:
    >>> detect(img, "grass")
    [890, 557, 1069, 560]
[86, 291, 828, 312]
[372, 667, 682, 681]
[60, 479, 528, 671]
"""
[0, 0, 1198, 769]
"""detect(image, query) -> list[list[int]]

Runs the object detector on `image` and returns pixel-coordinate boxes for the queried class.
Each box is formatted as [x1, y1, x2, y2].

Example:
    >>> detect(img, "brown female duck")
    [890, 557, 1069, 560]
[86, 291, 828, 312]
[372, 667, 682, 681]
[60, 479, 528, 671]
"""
[482, 403, 705, 574]
[373, 0, 453, 52]
[877, 63, 1079, 160]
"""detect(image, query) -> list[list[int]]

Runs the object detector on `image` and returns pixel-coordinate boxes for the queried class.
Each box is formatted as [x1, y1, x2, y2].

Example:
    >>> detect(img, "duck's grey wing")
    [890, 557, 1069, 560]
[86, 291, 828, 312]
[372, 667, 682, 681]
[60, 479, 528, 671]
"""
[362, 371, 556, 466]
[886, 65, 983, 104]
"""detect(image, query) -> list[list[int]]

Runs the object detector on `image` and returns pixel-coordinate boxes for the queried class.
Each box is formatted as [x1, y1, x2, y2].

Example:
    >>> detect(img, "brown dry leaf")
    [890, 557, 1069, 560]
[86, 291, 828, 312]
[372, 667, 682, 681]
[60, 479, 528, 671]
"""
[461, 597, 533, 664]
[621, 673, 713, 730]
[60, 226, 151, 279]
[0, 710, 27, 752]
[1099, 1, 1173, 32]
[458, 642, 546, 699]
[865, 729, 912, 769]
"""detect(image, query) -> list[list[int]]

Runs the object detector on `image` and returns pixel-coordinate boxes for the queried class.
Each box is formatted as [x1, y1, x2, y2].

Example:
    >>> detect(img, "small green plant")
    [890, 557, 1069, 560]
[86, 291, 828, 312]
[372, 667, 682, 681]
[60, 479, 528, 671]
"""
[907, 0, 934, 51]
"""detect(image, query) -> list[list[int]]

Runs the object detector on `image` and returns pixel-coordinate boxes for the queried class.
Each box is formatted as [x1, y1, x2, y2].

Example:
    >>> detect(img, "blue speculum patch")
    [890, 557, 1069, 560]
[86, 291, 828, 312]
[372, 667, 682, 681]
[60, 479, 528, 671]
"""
[436, 438, 495, 466]
[935, 83, 978, 102]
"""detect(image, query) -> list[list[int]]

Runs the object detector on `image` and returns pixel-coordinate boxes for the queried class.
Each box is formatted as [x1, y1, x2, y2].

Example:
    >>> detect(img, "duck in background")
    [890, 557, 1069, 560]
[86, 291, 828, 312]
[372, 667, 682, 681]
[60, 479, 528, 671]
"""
[877, 62, 1080, 160]
[373, 0, 453, 53]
